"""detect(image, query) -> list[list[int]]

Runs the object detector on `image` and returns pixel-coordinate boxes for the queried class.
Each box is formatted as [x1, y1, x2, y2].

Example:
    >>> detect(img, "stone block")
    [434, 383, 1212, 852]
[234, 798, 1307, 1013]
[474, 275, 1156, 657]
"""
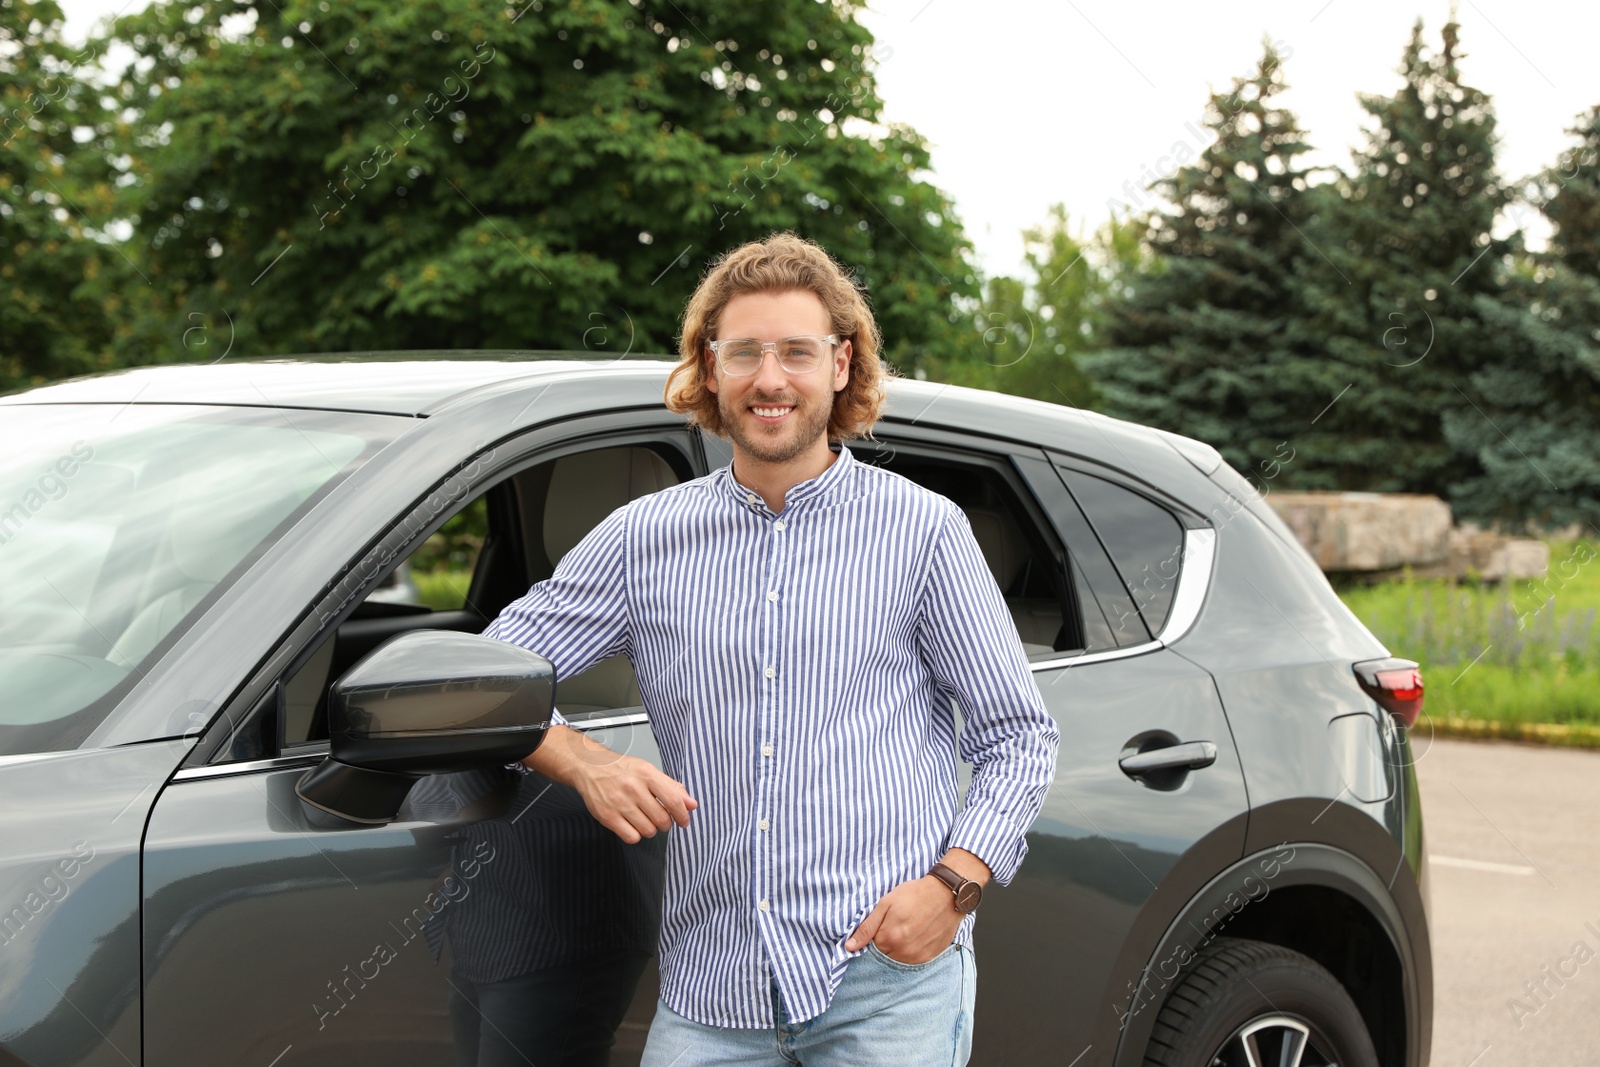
[1267, 492, 1453, 572]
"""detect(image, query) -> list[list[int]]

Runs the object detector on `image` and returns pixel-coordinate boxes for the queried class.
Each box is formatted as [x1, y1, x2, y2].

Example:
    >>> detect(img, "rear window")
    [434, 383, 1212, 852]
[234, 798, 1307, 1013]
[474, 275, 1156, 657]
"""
[0, 404, 403, 756]
[1058, 468, 1187, 637]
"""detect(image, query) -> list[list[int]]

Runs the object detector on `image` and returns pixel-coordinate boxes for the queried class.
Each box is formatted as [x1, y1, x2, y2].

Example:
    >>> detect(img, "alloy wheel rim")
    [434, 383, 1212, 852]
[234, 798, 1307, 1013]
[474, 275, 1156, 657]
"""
[1208, 1013, 1338, 1067]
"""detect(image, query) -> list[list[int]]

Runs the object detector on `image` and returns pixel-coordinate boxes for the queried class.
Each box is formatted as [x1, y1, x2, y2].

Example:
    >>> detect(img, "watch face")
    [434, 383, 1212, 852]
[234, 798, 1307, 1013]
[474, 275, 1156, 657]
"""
[955, 882, 982, 913]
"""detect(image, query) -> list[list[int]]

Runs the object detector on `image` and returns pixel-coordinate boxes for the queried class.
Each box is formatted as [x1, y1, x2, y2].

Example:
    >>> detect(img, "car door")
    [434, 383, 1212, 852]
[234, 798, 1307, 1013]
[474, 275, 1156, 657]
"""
[855, 429, 1250, 1066]
[140, 418, 702, 1066]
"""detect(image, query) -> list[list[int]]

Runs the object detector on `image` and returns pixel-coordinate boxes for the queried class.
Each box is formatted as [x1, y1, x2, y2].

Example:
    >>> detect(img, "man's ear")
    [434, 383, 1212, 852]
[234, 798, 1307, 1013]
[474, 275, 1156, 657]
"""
[833, 338, 852, 393]
[704, 348, 719, 395]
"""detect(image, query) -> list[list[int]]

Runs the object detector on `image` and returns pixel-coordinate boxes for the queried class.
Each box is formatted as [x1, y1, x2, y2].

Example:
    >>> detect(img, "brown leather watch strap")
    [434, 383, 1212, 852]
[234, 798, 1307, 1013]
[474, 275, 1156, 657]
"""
[928, 861, 983, 913]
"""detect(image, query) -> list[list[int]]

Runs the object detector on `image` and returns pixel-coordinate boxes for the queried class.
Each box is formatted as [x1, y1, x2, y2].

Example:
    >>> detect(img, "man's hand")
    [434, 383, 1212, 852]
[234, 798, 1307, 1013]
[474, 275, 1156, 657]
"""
[570, 750, 697, 843]
[844, 849, 991, 964]
[520, 725, 697, 843]
[844, 876, 964, 964]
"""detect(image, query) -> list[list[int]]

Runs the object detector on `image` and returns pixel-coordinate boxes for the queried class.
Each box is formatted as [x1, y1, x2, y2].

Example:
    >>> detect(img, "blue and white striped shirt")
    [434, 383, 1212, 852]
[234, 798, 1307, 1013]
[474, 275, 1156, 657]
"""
[482, 443, 1060, 1027]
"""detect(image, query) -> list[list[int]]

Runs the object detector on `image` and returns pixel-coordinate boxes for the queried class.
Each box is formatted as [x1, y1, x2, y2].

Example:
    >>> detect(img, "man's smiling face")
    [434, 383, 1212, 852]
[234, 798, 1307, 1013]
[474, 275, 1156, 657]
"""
[706, 289, 851, 467]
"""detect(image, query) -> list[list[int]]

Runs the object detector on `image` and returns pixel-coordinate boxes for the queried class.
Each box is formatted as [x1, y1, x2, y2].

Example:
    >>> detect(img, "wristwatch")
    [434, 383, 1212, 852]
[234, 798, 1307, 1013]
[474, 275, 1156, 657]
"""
[928, 861, 983, 914]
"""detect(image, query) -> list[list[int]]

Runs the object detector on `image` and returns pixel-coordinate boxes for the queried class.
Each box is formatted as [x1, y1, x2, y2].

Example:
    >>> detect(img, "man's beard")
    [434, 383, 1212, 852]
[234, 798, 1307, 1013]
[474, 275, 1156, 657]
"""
[719, 390, 832, 464]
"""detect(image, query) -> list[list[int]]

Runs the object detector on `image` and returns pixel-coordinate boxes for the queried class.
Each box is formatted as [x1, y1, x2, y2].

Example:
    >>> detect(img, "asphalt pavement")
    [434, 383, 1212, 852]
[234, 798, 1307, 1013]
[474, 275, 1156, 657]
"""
[1414, 736, 1600, 1067]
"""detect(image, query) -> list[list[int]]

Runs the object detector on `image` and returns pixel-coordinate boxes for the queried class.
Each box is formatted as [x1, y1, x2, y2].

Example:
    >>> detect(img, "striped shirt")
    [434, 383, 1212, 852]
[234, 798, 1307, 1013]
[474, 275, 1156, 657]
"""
[482, 443, 1060, 1027]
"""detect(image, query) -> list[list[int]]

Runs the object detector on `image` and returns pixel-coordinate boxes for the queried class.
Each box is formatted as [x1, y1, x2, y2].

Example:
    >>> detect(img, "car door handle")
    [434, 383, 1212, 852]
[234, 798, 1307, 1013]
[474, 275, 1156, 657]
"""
[1119, 740, 1218, 776]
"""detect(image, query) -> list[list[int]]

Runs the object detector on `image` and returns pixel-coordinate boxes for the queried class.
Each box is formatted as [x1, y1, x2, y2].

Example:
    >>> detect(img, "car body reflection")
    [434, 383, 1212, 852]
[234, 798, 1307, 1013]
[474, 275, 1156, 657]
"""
[407, 769, 664, 1066]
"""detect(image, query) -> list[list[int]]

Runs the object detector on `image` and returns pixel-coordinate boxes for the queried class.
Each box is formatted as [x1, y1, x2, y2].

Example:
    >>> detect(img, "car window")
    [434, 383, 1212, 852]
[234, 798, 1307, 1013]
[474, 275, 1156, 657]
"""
[277, 440, 690, 748]
[379, 497, 487, 611]
[1013, 454, 1145, 650]
[0, 404, 403, 757]
[1057, 467, 1187, 639]
[280, 492, 499, 749]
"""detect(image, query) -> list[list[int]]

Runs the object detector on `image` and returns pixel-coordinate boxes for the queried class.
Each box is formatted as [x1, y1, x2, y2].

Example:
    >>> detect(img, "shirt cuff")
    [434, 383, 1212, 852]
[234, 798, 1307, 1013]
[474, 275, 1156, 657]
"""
[946, 806, 1031, 887]
[507, 706, 568, 773]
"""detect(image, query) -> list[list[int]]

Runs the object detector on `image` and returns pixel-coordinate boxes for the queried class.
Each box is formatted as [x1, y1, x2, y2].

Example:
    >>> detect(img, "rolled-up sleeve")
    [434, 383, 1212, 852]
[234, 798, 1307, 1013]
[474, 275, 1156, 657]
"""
[481, 503, 633, 727]
[914, 504, 1060, 886]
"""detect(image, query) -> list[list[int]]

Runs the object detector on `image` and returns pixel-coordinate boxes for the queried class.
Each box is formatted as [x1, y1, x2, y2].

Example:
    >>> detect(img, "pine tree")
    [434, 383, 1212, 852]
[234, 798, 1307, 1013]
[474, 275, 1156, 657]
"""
[1440, 108, 1600, 531]
[1542, 108, 1600, 276]
[1305, 19, 1510, 497]
[1086, 43, 1334, 482]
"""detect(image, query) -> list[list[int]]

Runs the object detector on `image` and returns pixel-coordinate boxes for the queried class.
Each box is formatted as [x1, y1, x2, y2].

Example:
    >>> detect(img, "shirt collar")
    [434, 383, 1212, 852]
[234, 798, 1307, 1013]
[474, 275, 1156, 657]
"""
[720, 442, 855, 514]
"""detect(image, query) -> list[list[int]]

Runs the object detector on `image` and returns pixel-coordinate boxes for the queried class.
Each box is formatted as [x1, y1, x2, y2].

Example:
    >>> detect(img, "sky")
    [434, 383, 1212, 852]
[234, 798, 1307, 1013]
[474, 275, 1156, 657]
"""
[55, 0, 1600, 279]
[856, 0, 1597, 276]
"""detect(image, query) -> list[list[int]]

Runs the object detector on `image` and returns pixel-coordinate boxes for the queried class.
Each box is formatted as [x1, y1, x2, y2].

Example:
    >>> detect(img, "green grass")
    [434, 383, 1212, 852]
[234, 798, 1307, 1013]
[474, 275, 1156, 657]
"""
[1336, 539, 1600, 732]
[413, 568, 475, 611]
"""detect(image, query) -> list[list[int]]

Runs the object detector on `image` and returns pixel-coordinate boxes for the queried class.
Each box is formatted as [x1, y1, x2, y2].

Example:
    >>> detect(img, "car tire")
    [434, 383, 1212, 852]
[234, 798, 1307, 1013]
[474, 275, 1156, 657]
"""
[1141, 937, 1379, 1067]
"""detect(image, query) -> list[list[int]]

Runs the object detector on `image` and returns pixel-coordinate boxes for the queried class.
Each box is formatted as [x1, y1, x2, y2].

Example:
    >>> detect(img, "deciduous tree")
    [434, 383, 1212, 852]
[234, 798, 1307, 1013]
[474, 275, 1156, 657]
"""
[90, 0, 979, 370]
[0, 0, 119, 393]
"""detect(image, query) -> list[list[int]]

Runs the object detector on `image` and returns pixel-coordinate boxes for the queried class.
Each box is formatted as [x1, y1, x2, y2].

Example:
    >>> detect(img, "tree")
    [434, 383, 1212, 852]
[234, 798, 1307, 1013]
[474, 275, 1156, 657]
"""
[1541, 106, 1600, 277]
[1086, 43, 1334, 482]
[1303, 19, 1511, 497]
[0, 0, 120, 393]
[1439, 109, 1600, 531]
[90, 0, 979, 371]
[929, 206, 1135, 408]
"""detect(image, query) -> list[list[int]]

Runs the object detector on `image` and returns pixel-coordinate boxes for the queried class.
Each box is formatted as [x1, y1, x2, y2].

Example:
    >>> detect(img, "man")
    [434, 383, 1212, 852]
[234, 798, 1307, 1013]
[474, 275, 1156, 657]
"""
[483, 232, 1059, 1065]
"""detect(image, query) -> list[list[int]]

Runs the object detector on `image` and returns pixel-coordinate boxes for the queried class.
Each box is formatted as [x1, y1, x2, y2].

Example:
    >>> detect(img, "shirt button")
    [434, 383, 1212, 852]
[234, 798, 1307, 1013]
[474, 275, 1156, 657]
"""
[746, 492, 758, 505]
[758, 818, 770, 831]
[763, 666, 775, 679]
[761, 742, 773, 757]
[774, 519, 786, 531]
[766, 590, 779, 602]
[758, 899, 770, 913]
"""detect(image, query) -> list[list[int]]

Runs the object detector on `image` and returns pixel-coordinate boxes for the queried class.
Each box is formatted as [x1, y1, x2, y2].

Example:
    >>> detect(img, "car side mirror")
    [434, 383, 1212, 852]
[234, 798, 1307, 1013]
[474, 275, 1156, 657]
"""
[295, 630, 555, 824]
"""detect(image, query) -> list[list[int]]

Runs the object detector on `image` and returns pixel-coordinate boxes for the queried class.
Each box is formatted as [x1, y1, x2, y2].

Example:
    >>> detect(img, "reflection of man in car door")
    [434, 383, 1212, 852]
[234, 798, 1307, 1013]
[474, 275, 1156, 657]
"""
[484, 233, 1060, 1066]
[405, 768, 664, 1067]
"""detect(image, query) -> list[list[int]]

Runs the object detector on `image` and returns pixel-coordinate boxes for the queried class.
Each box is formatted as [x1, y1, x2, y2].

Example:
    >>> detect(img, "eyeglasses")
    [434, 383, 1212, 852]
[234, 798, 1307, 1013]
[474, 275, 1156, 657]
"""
[707, 335, 839, 376]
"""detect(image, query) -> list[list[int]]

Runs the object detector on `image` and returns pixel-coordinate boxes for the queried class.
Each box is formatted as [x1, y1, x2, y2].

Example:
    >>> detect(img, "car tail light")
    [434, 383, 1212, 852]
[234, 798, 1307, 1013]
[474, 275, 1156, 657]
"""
[1353, 657, 1424, 727]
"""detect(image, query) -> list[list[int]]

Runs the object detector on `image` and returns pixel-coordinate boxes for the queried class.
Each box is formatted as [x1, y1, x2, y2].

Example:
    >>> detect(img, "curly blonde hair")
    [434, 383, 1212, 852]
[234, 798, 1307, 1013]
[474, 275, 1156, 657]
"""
[664, 232, 892, 441]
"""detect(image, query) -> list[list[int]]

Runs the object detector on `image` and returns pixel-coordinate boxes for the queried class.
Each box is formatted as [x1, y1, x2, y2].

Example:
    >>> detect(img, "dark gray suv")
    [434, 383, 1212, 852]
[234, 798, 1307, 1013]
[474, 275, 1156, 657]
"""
[0, 355, 1430, 1067]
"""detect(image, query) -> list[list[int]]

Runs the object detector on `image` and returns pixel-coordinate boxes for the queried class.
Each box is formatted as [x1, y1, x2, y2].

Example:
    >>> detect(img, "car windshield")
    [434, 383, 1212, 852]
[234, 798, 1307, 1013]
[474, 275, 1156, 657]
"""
[0, 403, 402, 756]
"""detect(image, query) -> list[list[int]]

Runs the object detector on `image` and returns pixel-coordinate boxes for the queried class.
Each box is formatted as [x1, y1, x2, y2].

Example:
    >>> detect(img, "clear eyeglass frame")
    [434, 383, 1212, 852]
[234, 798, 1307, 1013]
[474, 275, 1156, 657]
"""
[707, 334, 840, 376]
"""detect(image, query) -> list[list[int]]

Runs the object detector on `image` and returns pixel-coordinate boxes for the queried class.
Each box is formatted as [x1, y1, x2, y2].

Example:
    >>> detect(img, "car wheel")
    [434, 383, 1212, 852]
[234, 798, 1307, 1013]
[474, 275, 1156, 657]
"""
[1142, 937, 1379, 1067]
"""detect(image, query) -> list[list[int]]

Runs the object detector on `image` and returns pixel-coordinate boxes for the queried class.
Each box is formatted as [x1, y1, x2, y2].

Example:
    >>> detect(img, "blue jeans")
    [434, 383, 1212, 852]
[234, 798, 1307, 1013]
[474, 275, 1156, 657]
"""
[640, 942, 976, 1066]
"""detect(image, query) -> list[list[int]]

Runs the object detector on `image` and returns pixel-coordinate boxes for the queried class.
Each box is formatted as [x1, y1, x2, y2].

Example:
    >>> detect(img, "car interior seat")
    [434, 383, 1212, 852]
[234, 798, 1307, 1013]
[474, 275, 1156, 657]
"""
[539, 447, 678, 717]
[961, 505, 1060, 655]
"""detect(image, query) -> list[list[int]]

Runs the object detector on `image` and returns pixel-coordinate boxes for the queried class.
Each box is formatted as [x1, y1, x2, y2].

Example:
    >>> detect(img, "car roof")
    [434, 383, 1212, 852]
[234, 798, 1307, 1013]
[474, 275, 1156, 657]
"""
[0, 350, 1223, 475]
[0, 352, 650, 416]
